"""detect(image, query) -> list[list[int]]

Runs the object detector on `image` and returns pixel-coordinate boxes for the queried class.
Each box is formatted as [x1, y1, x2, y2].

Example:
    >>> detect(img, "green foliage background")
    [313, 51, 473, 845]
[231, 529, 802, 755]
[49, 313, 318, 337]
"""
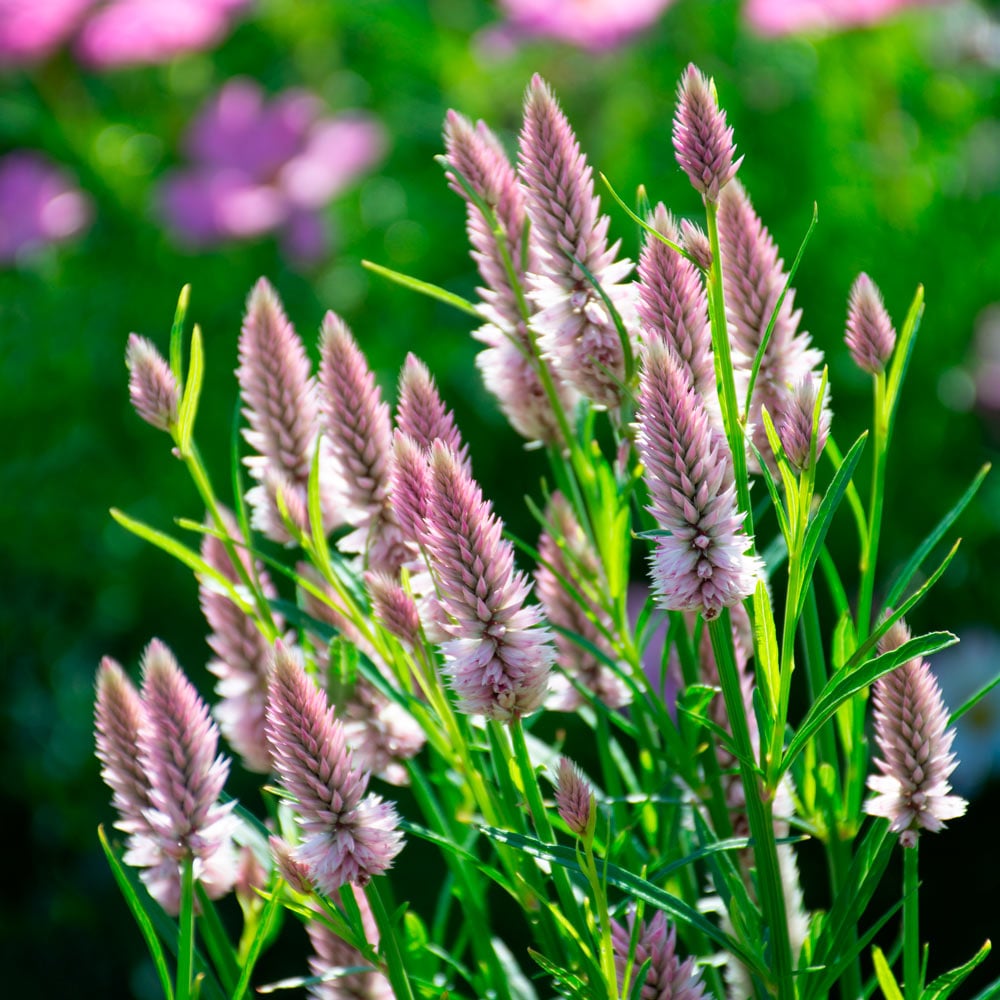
[1, 0, 998, 994]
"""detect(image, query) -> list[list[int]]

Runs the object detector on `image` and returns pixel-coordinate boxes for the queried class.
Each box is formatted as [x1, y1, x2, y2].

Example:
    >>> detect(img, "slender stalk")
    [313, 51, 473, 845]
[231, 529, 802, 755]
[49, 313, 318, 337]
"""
[709, 615, 793, 999]
[704, 201, 752, 527]
[366, 880, 417, 1000]
[176, 855, 196, 1000]
[856, 372, 888, 641]
[903, 843, 920, 1000]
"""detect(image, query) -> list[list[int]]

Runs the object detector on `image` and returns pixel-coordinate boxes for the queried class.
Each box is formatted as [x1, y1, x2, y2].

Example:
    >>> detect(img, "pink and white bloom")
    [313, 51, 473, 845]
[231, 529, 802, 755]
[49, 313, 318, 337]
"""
[744, 0, 943, 37]
[637, 340, 763, 620]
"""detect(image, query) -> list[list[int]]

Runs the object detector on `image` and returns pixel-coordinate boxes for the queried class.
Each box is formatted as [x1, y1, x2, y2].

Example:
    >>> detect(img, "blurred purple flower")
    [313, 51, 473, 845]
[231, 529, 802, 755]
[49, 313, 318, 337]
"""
[0, 152, 91, 264]
[159, 79, 387, 261]
[744, 0, 943, 36]
[0, 0, 248, 68]
[493, 0, 676, 51]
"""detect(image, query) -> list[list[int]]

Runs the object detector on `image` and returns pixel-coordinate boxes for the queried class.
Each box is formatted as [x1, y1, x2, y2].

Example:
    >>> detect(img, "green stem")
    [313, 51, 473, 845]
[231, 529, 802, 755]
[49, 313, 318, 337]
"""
[176, 855, 196, 1000]
[579, 841, 619, 1000]
[857, 372, 888, 641]
[709, 616, 793, 999]
[705, 202, 752, 526]
[366, 880, 417, 1000]
[903, 842, 920, 1000]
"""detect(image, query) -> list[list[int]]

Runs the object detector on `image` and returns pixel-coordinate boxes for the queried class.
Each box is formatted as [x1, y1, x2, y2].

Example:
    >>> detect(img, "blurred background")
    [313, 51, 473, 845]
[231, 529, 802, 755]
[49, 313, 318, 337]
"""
[1, 0, 999, 995]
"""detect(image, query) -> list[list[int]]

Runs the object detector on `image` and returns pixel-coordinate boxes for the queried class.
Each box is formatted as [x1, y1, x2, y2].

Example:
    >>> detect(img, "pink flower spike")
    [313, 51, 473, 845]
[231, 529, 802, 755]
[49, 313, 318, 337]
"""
[637, 205, 716, 407]
[845, 272, 897, 375]
[554, 757, 593, 837]
[366, 570, 421, 647]
[136, 639, 239, 913]
[424, 442, 553, 719]
[637, 340, 763, 620]
[775, 372, 832, 473]
[237, 278, 338, 544]
[396, 353, 468, 465]
[126, 333, 179, 432]
[265, 644, 404, 892]
[390, 432, 432, 545]
[611, 910, 707, 1000]
[865, 618, 968, 844]
[519, 75, 636, 408]
[672, 64, 742, 204]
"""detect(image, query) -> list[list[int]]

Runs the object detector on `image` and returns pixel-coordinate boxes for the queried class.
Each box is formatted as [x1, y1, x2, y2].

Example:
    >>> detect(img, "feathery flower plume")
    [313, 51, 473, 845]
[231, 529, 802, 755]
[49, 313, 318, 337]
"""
[390, 432, 432, 545]
[319, 311, 407, 574]
[269, 835, 314, 895]
[611, 910, 707, 1000]
[265, 644, 404, 891]
[444, 109, 573, 445]
[636, 205, 716, 406]
[423, 441, 553, 719]
[865, 618, 967, 846]
[845, 272, 897, 375]
[237, 278, 338, 543]
[519, 74, 636, 409]
[134, 640, 238, 913]
[535, 492, 630, 710]
[95, 656, 155, 845]
[672, 63, 742, 204]
[636, 340, 762, 620]
[679, 219, 712, 272]
[126, 334, 179, 432]
[396, 353, 468, 465]
[717, 181, 823, 463]
[775, 372, 832, 473]
[200, 506, 287, 773]
[306, 886, 392, 1000]
[366, 571, 421, 647]
[554, 756, 593, 837]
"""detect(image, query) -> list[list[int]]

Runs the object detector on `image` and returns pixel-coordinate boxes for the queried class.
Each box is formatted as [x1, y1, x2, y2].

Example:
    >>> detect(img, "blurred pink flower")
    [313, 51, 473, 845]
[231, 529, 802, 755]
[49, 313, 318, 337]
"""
[0, 0, 248, 68]
[744, 0, 943, 36]
[494, 0, 675, 50]
[76, 0, 250, 68]
[159, 79, 387, 261]
[0, 152, 92, 263]
[0, 0, 94, 65]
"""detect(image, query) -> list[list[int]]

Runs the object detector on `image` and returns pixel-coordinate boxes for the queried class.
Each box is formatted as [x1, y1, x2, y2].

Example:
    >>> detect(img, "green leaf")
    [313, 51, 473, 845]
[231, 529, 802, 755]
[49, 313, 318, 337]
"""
[598, 173, 697, 264]
[951, 673, 1000, 726]
[873, 946, 905, 1000]
[780, 631, 958, 779]
[362, 260, 480, 318]
[922, 941, 992, 1000]
[885, 285, 925, 441]
[99, 825, 176, 1000]
[194, 885, 238, 995]
[798, 431, 868, 619]
[176, 323, 203, 456]
[111, 509, 256, 612]
[478, 825, 761, 972]
[527, 949, 590, 999]
[884, 462, 990, 611]
[169, 283, 191, 384]
[231, 887, 283, 1000]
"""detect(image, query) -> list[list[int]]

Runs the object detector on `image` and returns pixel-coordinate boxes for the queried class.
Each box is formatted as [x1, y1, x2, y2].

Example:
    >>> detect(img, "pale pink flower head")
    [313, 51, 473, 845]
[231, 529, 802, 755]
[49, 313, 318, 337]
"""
[519, 75, 637, 409]
[366, 571, 421, 647]
[636, 340, 763, 620]
[611, 909, 707, 1000]
[423, 441, 553, 719]
[0, 152, 91, 263]
[265, 644, 403, 892]
[672, 64, 742, 205]
[396, 353, 468, 466]
[160, 78, 386, 262]
[494, 0, 675, 51]
[74, 0, 251, 69]
[775, 372, 832, 473]
[95, 641, 239, 915]
[744, 0, 937, 38]
[865, 617, 968, 846]
[845, 272, 897, 375]
[126, 333, 179, 432]
[237, 278, 339, 543]
[554, 757, 593, 837]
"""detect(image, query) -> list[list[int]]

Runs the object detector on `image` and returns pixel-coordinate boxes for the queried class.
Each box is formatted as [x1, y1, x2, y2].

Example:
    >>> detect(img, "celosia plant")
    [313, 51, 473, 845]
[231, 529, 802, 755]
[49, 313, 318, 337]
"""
[98, 64, 997, 1000]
